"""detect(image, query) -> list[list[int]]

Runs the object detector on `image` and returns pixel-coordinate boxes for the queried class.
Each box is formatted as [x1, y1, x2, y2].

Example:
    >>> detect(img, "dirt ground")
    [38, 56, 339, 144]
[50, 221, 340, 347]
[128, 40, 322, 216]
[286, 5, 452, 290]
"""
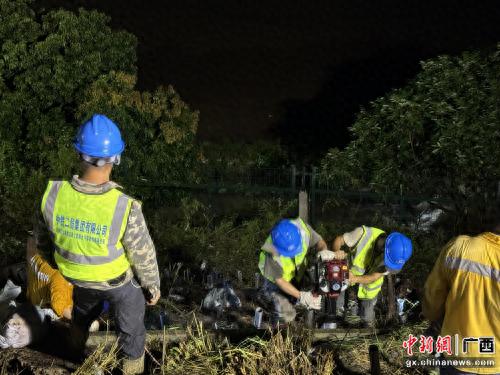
[0, 263, 421, 374]
[0, 347, 77, 374]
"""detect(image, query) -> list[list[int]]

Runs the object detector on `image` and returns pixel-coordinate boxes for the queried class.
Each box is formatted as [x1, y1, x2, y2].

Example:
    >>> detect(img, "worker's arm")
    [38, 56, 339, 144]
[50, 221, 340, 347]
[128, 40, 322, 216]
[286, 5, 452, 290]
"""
[122, 200, 161, 305]
[330, 235, 347, 259]
[275, 277, 301, 299]
[316, 239, 328, 252]
[422, 241, 451, 322]
[334, 227, 365, 259]
[349, 271, 385, 285]
[49, 271, 73, 319]
[307, 224, 346, 259]
[332, 235, 345, 252]
[27, 253, 73, 319]
[260, 253, 300, 299]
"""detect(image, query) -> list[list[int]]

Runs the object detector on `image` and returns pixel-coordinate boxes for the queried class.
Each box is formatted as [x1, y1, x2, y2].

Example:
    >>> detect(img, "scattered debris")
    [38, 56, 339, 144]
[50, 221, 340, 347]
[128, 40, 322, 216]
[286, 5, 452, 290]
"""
[0, 280, 22, 304]
[202, 282, 242, 314]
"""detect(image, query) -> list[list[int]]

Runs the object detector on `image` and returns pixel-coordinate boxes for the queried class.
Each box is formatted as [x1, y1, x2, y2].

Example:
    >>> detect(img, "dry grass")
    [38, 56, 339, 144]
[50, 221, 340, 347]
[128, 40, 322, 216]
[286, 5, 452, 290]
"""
[69, 319, 430, 374]
[72, 339, 120, 375]
[152, 317, 335, 375]
[334, 322, 429, 374]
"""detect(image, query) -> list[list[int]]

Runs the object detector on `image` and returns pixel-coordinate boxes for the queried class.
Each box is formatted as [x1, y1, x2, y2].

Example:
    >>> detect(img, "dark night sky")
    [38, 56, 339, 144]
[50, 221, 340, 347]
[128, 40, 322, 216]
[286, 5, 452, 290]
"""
[42, 0, 500, 156]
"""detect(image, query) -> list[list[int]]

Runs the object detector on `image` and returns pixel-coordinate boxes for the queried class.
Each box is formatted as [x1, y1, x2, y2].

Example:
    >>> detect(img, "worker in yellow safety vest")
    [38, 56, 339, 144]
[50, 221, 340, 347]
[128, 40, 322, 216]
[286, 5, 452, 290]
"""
[33, 114, 161, 375]
[423, 208, 500, 375]
[332, 226, 412, 327]
[258, 218, 344, 324]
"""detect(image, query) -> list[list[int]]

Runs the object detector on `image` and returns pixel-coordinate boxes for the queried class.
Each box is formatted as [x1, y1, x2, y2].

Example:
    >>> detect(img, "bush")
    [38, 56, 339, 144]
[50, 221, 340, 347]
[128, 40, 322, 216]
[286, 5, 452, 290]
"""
[149, 197, 297, 282]
[320, 46, 500, 228]
[0, 0, 198, 259]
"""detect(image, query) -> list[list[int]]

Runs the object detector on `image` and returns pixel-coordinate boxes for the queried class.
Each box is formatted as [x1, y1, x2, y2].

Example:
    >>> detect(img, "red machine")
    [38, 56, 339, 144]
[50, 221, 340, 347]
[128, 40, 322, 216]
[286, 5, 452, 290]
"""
[309, 259, 349, 328]
[317, 259, 349, 298]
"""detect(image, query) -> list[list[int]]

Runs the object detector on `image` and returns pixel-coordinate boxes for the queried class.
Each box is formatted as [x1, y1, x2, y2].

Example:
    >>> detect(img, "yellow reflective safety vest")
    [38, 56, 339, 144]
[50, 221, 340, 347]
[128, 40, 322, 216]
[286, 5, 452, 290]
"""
[258, 218, 311, 282]
[350, 226, 386, 300]
[41, 180, 132, 282]
[423, 233, 500, 374]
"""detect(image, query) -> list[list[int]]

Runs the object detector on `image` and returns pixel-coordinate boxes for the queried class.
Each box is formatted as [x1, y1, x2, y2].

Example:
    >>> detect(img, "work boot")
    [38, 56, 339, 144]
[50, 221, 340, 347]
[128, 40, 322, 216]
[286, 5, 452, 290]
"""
[121, 354, 145, 375]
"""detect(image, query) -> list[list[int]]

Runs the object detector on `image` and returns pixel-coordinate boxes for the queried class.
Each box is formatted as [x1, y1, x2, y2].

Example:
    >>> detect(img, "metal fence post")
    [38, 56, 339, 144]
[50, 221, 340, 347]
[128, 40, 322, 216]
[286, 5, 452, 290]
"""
[290, 165, 297, 193]
[310, 167, 317, 226]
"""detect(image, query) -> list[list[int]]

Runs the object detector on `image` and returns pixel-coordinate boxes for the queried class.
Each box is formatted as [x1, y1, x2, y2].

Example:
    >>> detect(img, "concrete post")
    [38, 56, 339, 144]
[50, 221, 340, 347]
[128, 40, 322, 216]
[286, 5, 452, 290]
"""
[299, 190, 309, 223]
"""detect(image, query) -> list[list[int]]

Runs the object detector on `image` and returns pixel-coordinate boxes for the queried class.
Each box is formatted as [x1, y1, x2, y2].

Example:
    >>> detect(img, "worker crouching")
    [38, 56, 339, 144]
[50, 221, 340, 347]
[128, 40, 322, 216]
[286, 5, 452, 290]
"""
[257, 218, 342, 325]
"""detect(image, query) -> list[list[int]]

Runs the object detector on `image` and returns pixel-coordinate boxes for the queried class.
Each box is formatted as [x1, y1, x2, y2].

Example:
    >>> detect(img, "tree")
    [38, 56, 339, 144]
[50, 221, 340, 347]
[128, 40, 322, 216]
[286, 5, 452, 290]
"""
[0, 0, 198, 260]
[77, 71, 199, 190]
[321, 46, 500, 224]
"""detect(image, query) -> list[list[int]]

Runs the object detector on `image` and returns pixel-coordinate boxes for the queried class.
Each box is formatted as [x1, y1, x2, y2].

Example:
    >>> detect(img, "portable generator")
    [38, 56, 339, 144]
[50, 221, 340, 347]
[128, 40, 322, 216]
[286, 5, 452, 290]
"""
[308, 259, 349, 329]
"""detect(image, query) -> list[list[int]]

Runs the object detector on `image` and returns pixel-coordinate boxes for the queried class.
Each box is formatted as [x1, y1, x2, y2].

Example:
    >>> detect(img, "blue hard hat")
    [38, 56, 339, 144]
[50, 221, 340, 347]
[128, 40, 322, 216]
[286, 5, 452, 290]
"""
[73, 114, 125, 158]
[384, 232, 413, 271]
[271, 219, 302, 257]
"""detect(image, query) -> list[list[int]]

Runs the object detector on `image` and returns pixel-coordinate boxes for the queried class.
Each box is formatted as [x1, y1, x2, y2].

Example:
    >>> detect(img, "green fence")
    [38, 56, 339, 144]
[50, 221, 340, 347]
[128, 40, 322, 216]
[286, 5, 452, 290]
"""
[128, 166, 453, 226]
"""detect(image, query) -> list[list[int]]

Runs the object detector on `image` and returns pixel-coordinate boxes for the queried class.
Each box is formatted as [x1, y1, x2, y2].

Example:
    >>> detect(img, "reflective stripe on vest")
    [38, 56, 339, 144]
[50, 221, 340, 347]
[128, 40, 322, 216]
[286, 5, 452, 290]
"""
[351, 226, 385, 276]
[444, 256, 500, 282]
[258, 218, 311, 283]
[350, 226, 385, 299]
[41, 180, 132, 282]
[358, 276, 384, 299]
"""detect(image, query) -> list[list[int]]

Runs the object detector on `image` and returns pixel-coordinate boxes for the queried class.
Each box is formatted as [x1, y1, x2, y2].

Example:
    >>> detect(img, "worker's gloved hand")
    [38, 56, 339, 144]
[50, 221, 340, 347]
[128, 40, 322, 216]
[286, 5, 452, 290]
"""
[297, 291, 322, 310]
[341, 280, 350, 292]
[333, 250, 347, 260]
[317, 249, 336, 261]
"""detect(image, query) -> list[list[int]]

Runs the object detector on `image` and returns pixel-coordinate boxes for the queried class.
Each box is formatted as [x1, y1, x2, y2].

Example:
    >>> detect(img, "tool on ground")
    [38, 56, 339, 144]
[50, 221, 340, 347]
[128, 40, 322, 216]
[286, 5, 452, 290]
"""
[253, 307, 263, 329]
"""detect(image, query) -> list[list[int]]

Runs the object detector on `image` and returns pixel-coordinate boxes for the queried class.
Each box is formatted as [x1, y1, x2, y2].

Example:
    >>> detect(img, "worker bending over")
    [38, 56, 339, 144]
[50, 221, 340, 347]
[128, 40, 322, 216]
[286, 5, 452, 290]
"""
[333, 226, 412, 327]
[258, 218, 343, 324]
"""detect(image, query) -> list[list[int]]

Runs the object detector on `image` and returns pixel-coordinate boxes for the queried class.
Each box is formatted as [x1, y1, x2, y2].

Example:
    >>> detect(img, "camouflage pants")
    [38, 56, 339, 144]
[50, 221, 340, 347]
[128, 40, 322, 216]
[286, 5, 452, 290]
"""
[258, 279, 297, 324]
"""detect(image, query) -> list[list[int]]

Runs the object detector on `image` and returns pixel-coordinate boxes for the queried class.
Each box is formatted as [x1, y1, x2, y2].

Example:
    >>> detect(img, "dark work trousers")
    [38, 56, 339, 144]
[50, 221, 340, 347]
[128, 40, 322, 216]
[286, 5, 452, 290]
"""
[336, 285, 378, 324]
[70, 279, 146, 360]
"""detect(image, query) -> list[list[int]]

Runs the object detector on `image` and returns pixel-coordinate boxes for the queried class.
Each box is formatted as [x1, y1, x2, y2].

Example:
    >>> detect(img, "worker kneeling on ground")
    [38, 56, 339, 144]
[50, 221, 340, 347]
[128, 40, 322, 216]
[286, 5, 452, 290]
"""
[332, 226, 412, 328]
[258, 218, 342, 324]
[34, 114, 161, 374]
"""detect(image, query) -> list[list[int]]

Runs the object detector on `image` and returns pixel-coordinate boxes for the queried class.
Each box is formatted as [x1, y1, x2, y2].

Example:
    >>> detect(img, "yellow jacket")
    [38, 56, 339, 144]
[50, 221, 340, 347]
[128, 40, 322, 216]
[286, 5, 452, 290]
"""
[423, 233, 500, 374]
[27, 254, 73, 318]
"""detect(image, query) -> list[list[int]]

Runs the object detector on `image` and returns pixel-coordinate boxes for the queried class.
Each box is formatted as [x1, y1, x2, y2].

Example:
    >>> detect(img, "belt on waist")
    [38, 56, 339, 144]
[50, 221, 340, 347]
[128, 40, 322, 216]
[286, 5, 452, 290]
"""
[107, 271, 128, 286]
